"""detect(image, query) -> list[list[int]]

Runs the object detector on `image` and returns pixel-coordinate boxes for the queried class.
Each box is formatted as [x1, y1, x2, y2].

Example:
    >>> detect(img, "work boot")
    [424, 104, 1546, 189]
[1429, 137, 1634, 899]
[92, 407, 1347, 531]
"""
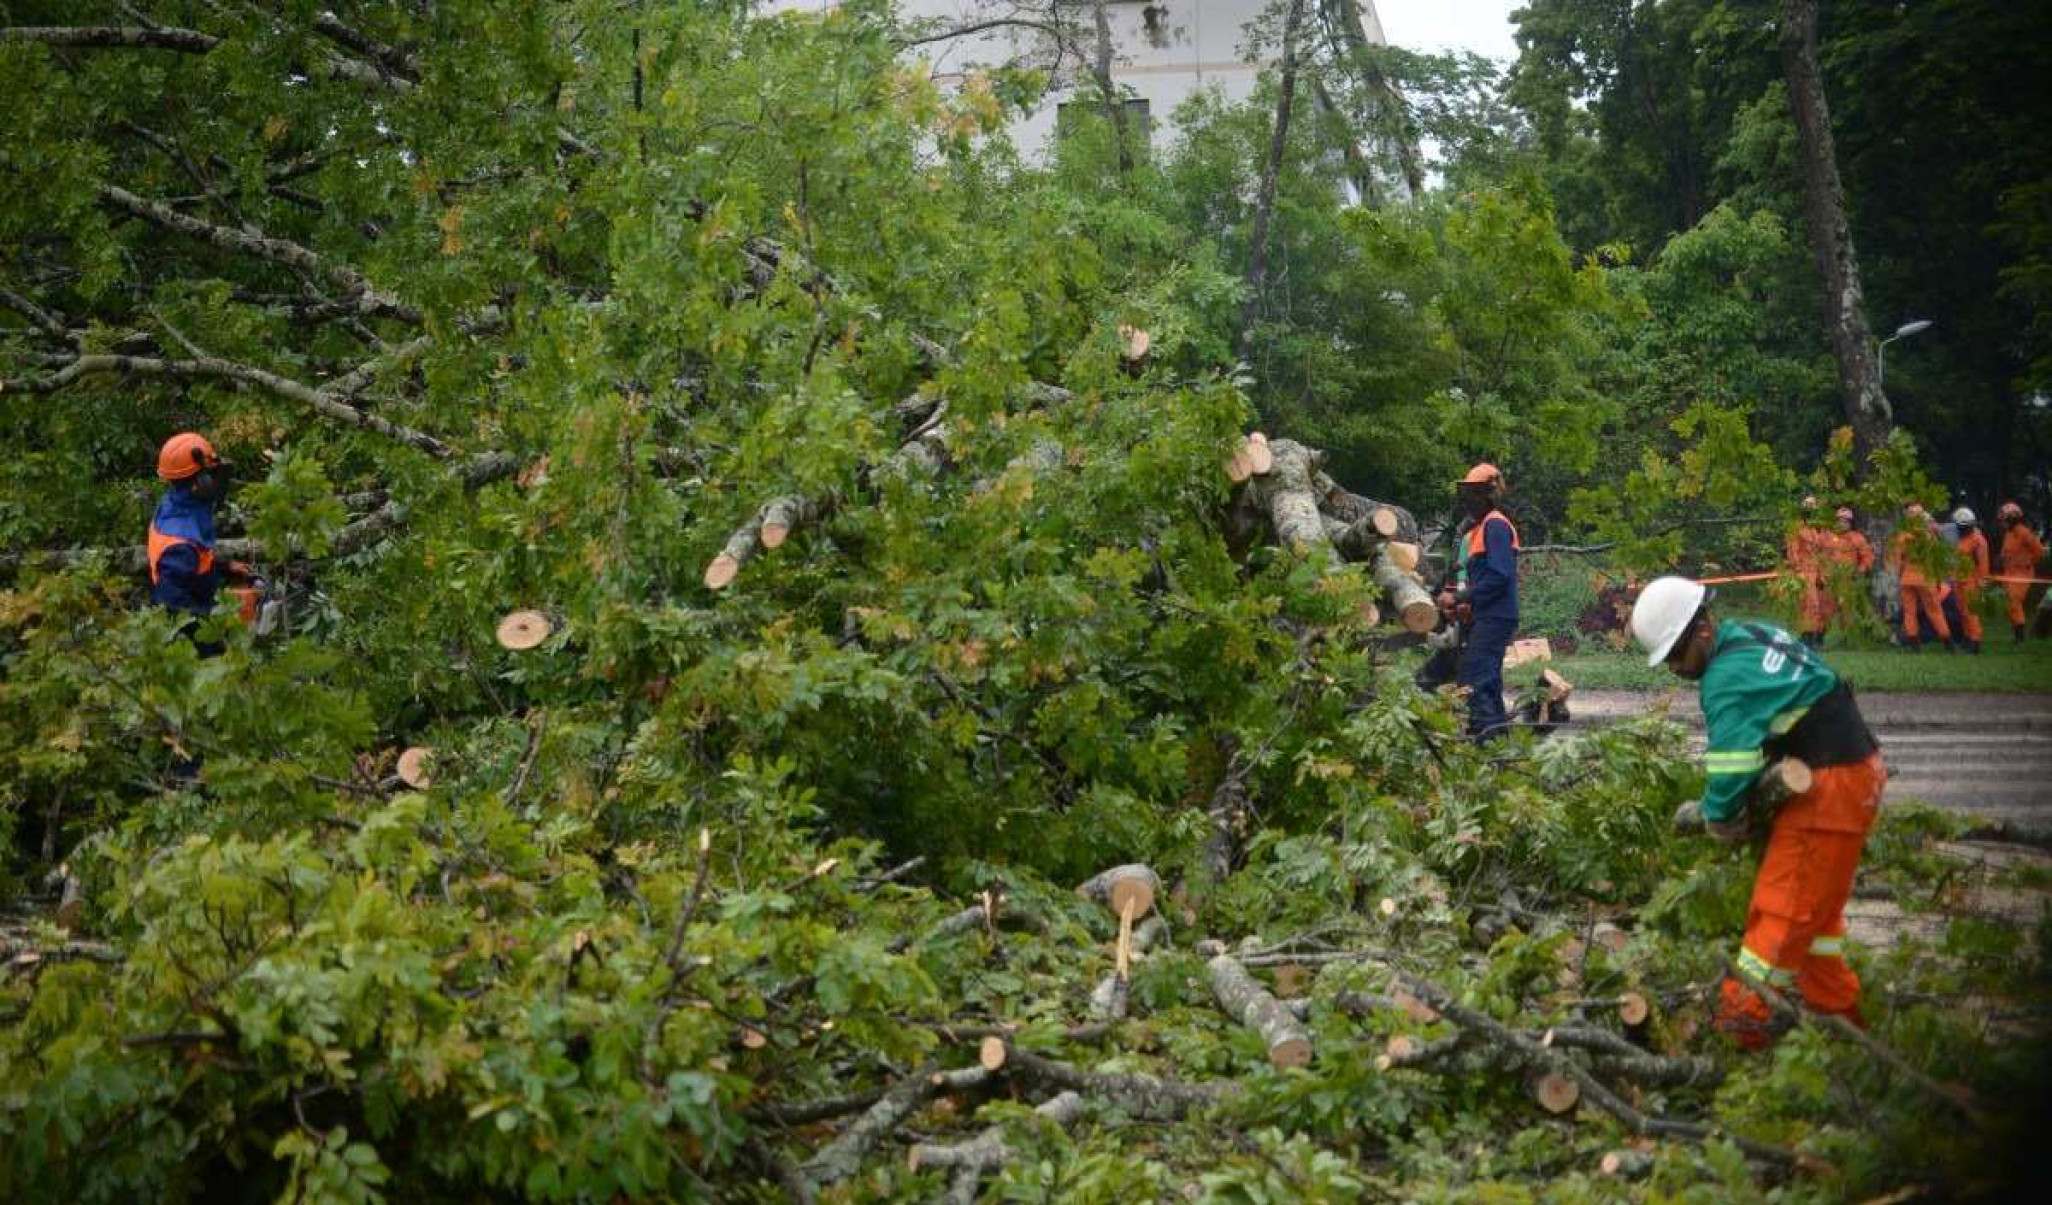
[1967, 639, 1983, 655]
[1903, 639, 1922, 653]
[2018, 624, 2030, 644]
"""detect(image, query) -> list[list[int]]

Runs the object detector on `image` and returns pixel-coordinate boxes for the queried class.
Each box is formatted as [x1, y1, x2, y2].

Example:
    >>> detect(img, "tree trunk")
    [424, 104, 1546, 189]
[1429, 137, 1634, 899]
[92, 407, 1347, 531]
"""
[1090, 0, 1132, 174]
[1239, 0, 1307, 357]
[1320, 0, 1423, 199]
[1779, 0, 1890, 460]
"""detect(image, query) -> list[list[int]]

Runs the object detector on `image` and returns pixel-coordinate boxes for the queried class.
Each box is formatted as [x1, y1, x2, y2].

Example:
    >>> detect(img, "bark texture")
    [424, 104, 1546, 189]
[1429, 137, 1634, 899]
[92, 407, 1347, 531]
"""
[1207, 953, 1313, 1068]
[1238, 0, 1307, 355]
[1779, 0, 1891, 459]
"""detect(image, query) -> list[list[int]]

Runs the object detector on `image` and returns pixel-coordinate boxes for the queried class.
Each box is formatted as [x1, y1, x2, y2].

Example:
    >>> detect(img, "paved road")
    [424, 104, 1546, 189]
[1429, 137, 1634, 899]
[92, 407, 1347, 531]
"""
[1572, 690, 2052, 822]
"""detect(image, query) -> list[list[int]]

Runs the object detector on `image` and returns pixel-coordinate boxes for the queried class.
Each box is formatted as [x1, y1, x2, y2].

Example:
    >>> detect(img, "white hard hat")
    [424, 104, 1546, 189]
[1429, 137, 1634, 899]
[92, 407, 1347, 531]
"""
[1953, 507, 1976, 526]
[1631, 576, 1708, 667]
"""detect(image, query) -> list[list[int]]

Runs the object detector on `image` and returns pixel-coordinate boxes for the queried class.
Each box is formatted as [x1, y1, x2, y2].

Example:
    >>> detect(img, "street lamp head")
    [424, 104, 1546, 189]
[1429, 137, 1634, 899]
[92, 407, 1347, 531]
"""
[1893, 319, 1933, 339]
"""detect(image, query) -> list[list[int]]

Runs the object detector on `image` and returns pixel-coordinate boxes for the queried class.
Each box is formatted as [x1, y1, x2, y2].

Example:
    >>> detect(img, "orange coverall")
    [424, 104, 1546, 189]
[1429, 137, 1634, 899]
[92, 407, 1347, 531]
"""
[1890, 528, 1950, 642]
[2001, 523, 2046, 625]
[1719, 754, 1886, 1047]
[1954, 528, 1990, 642]
[1786, 524, 1837, 636]
[1835, 530, 1875, 574]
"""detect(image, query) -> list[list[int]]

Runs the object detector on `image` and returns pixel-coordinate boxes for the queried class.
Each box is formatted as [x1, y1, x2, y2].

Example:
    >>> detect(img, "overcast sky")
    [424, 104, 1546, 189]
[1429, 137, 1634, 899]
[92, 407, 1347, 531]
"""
[1373, 0, 1523, 63]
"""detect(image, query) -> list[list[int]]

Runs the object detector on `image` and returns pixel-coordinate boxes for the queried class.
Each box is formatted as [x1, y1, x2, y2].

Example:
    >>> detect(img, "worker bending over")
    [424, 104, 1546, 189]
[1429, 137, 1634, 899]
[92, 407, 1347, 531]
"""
[1632, 577, 1884, 1048]
[1998, 503, 2045, 643]
[1888, 503, 1952, 651]
[1450, 463, 1518, 740]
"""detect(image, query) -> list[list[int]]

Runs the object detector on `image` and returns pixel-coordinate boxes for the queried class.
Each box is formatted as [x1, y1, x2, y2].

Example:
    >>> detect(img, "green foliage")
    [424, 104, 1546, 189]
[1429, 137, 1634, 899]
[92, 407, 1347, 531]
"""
[0, 3, 2044, 1202]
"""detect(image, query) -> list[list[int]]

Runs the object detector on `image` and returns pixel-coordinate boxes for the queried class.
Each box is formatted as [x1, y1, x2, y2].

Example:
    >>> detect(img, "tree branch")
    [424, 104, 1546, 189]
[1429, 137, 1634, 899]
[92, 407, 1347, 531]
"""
[0, 26, 220, 53]
[97, 185, 421, 324]
[1, 352, 450, 456]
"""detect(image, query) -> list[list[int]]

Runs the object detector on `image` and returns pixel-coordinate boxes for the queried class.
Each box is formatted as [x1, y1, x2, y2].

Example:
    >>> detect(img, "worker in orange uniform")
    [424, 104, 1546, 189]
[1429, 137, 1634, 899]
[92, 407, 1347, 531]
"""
[1998, 502, 2046, 643]
[1887, 503, 1952, 652]
[1785, 495, 1837, 648]
[1632, 577, 1883, 1048]
[1832, 507, 1875, 574]
[1949, 508, 1989, 654]
[1448, 463, 1519, 741]
[150, 433, 256, 649]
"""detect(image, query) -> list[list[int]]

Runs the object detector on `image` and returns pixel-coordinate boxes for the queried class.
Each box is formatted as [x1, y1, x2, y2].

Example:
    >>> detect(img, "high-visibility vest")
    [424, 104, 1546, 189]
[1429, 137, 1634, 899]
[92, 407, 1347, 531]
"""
[147, 522, 215, 584]
[1463, 510, 1520, 561]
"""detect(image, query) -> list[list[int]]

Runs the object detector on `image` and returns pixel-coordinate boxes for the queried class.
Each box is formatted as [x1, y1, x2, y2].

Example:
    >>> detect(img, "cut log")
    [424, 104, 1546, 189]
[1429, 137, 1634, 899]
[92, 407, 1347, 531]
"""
[395, 746, 434, 788]
[495, 609, 553, 650]
[1207, 953, 1313, 1069]
[53, 864, 83, 931]
[1117, 324, 1151, 362]
[1618, 992, 1651, 1027]
[1225, 433, 1276, 483]
[1542, 668, 1573, 704]
[978, 1035, 1009, 1072]
[1600, 1149, 1654, 1179]
[1251, 438, 1328, 554]
[1502, 637, 1552, 670]
[1075, 864, 1160, 918]
[1088, 973, 1129, 1023]
[1372, 546, 1437, 633]
[1384, 541, 1421, 573]
[758, 495, 820, 549]
[1529, 1069, 1581, 1114]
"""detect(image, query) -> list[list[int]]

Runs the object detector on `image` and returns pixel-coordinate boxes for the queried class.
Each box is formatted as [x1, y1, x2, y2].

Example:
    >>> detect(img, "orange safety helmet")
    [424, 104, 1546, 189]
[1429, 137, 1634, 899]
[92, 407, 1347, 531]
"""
[156, 432, 222, 482]
[1458, 462, 1504, 487]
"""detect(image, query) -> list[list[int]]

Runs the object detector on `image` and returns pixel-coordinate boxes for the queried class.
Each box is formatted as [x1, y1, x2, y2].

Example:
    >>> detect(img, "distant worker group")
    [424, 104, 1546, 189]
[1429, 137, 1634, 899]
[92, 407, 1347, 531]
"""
[1783, 494, 2043, 652]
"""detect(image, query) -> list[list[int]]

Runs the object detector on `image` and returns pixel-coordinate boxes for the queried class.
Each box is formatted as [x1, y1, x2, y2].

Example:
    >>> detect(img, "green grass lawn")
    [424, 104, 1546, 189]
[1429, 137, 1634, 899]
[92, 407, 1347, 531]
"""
[1550, 631, 2052, 692]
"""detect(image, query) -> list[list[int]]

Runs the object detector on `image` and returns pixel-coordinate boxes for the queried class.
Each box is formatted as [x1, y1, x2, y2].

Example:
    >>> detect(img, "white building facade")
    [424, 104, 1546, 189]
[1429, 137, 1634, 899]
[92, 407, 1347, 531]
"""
[773, 1, 1388, 159]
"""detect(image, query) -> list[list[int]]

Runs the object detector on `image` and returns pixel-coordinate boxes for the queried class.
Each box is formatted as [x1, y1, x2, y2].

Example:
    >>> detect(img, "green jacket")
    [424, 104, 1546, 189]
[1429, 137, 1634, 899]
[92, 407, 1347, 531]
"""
[1698, 620, 1840, 822]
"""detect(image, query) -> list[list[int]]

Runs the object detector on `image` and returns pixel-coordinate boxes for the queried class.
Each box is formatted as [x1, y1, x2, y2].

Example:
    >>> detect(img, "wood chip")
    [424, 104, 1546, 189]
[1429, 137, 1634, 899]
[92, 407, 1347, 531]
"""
[495, 609, 553, 650]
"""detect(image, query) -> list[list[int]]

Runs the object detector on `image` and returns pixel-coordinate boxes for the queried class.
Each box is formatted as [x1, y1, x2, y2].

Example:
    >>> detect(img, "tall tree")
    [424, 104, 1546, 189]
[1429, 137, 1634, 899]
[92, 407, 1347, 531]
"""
[1778, 0, 1889, 458]
[1240, 0, 1307, 357]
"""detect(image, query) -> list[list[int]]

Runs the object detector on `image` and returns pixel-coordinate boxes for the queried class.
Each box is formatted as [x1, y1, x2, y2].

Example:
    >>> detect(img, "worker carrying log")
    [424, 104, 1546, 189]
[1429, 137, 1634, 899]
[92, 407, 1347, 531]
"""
[1632, 577, 1884, 1050]
[1784, 495, 1837, 648]
[1998, 502, 2045, 643]
[149, 433, 259, 651]
[1441, 463, 1519, 741]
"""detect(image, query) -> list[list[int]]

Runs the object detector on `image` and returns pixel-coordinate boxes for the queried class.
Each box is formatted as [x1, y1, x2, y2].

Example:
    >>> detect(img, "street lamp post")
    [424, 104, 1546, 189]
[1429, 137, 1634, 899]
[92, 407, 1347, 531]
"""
[1878, 319, 1933, 386]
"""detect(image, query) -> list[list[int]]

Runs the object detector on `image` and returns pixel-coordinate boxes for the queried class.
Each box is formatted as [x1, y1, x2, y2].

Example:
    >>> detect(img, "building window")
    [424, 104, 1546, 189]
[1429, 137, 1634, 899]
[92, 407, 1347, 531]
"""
[1056, 97, 1152, 150]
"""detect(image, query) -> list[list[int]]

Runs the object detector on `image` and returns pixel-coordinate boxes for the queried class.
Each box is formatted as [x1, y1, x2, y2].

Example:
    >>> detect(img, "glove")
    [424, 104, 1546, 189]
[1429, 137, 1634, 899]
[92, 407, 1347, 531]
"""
[1705, 809, 1753, 844]
[225, 560, 255, 581]
[1671, 800, 1705, 834]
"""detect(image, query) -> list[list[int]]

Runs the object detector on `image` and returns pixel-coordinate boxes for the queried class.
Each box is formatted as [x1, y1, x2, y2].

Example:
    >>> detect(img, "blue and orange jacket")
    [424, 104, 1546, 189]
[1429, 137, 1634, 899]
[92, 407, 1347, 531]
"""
[148, 485, 221, 615]
[1461, 508, 1520, 622]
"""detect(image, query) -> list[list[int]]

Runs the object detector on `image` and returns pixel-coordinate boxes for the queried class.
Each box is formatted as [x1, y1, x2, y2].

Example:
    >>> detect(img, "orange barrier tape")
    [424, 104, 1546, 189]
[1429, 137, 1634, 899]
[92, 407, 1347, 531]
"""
[1697, 570, 2052, 587]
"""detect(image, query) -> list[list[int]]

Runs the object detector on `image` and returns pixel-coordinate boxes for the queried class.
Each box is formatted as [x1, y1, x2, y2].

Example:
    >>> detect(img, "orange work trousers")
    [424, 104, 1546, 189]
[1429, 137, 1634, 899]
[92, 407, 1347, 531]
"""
[1900, 584, 1950, 641]
[2008, 581, 2032, 626]
[1797, 572, 1833, 636]
[1716, 753, 1885, 1049]
[1955, 586, 1984, 642]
